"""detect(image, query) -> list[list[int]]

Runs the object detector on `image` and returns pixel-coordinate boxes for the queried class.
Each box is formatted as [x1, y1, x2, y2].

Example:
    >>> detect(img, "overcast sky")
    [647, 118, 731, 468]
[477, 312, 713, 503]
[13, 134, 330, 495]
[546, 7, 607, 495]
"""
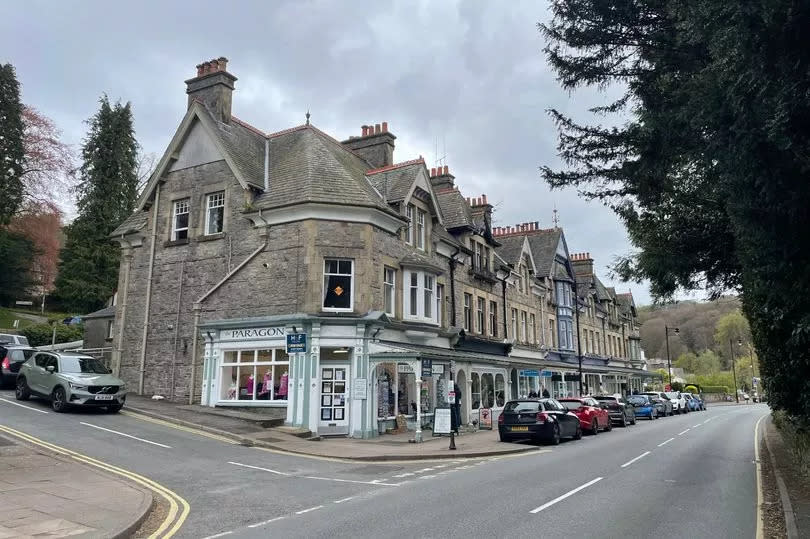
[1, 0, 672, 304]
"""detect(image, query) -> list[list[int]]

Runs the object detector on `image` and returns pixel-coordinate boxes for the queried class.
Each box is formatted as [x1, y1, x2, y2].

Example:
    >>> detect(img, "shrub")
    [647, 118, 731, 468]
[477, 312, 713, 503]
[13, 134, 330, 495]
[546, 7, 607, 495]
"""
[20, 323, 84, 347]
[773, 410, 810, 478]
[684, 385, 699, 394]
[670, 381, 684, 392]
[701, 385, 729, 394]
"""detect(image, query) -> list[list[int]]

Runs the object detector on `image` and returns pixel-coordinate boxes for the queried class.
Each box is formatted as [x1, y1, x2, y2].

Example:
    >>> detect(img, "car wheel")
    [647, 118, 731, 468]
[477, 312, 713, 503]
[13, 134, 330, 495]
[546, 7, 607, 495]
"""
[573, 423, 582, 440]
[51, 387, 67, 413]
[15, 377, 30, 401]
[621, 414, 628, 428]
[630, 414, 637, 425]
[652, 410, 657, 420]
[548, 423, 561, 445]
[107, 404, 123, 414]
[591, 419, 599, 435]
[606, 418, 613, 432]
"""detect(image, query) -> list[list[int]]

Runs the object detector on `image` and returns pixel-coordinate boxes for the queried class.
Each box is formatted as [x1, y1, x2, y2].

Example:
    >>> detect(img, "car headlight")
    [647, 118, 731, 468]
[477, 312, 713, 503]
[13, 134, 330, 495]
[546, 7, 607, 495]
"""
[69, 383, 88, 391]
[119, 384, 126, 391]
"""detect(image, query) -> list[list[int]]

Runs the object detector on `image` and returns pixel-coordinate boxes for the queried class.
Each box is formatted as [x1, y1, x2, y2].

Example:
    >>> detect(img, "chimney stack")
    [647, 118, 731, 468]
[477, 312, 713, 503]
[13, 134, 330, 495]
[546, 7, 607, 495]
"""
[341, 121, 396, 168]
[186, 57, 237, 124]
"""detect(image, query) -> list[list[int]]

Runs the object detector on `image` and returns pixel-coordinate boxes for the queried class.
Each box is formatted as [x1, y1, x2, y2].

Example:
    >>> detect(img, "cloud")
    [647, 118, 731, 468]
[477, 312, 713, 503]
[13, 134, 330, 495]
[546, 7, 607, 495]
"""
[1, 0, 653, 303]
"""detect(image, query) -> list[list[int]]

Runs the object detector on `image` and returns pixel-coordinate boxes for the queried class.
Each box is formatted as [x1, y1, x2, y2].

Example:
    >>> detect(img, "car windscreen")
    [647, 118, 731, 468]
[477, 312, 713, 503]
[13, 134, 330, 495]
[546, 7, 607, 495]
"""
[10, 349, 34, 362]
[663, 392, 679, 399]
[60, 357, 110, 374]
[627, 396, 648, 405]
[559, 401, 583, 411]
[17, 336, 29, 346]
[504, 401, 540, 413]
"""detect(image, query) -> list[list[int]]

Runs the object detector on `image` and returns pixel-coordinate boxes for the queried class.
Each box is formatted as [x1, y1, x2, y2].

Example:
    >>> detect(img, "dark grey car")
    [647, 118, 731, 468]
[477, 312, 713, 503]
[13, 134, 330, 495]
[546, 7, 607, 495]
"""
[593, 395, 637, 427]
[0, 345, 36, 387]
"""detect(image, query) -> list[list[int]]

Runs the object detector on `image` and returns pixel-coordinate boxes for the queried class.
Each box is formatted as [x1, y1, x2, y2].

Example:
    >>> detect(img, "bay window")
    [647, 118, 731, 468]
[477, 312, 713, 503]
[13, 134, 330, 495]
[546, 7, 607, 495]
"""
[403, 269, 439, 324]
[323, 259, 353, 311]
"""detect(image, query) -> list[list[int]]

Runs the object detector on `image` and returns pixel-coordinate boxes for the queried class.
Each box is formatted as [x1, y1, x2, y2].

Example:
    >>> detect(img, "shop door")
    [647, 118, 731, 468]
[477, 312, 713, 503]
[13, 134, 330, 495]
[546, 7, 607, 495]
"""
[319, 366, 349, 435]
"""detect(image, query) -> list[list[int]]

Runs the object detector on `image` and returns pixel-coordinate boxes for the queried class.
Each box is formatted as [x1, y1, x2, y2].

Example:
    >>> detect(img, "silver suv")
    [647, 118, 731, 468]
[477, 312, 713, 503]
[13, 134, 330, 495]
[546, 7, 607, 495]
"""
[16, 351, 126, 413]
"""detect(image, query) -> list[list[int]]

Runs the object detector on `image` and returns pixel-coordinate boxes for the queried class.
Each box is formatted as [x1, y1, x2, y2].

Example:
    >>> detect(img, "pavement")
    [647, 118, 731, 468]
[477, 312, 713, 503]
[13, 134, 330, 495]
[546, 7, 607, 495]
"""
[764, 414, 810, 538]
[0, 434, 151, 538]
[0, 390, 772, 538]
[122, 394, 541, 461]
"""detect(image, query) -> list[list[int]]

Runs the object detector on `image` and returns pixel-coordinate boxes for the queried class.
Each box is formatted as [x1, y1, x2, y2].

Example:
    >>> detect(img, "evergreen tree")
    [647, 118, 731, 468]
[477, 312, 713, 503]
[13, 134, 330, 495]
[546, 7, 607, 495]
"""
[0, 63, 25, 224]
[54, 96, 139, 312]
[540, 1, 810, 420]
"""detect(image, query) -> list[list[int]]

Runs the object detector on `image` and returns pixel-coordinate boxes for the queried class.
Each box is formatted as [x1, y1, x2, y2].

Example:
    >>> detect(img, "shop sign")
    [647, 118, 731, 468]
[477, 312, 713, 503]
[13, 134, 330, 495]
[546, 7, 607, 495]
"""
[397, 363, 415, 374]
[480, 408, 493, 430]
[431, 364, 445, 375]
[564, 373, 581, 382]
[539, 370, 553, 377]
[421, 359, 433, 377]
[286, 333, 307, 353]
[520, 369, 539, 377]
[433, 407, 452, 435]
[352, 378, 367, 400]
[221, 326, 286, 341]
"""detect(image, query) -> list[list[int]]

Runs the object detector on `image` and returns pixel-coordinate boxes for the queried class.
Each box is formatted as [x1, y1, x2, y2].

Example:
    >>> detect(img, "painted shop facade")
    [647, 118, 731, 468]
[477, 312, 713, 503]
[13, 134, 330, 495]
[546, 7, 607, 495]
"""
[110, 58, 652, 438]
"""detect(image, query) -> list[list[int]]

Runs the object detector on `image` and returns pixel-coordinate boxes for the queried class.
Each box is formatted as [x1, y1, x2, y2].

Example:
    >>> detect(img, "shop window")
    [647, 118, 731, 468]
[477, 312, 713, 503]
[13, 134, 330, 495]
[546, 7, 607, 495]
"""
[172, 198, 189, 240]
[463, 293, 472, 331]
[205, 191, 225, 235]
[481, 373, 494, 408]
[403, 269, 438, 323]
[495, 374, 505, 407]
[376, 364, 396, 418]
[220, 348, 289, 402]
[489, 300, 497, 337]
[384, 267, 396, 315]
[471, 372, 481, 409]
[476, 297, 485, 333]
[323, 259, 353, 311]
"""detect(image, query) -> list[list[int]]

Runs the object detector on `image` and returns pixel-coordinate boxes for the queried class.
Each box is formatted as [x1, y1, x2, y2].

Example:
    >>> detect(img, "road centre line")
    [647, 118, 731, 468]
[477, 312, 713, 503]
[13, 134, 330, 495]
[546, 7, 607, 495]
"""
[530, 477, 603, 514]
[693, 423, 702, 428]
[301, 475, 400, 486]
[80, 422, 172, 448]
[228, 461, 291, 476]
[295, 505, 323, 515]
[621, 451, 651, 468]
[333, 496, 355, 504]
[248, 516, 286, 528]
[678, 428, 690, 436]
[658, 437, 675, 447]
[0, 398, 48, 413]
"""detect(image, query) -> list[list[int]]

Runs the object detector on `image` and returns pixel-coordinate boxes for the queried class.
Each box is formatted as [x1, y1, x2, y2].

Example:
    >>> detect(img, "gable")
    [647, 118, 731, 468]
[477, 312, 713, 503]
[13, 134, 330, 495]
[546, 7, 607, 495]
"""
[168, 120, 224, 172]
[404, 167, 444, 225]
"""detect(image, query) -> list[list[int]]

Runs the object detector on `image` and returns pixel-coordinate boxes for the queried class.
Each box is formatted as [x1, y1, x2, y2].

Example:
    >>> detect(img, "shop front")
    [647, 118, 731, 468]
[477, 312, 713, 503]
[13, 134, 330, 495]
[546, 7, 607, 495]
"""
[372, 358, 452, 433]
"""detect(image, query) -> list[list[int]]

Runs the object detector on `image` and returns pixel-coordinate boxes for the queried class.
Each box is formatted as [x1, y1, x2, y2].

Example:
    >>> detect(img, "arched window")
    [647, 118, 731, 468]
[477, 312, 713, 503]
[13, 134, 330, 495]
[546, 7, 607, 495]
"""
[481, 373, 494, 408]
[495, 373, 505, 406]
[471, 373, 481, 409]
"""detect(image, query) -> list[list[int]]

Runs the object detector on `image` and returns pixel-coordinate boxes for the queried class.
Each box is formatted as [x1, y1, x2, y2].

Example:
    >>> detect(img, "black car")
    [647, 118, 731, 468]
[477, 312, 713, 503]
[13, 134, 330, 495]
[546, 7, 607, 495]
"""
[593, 395, 636, 427]
[0, 344, 36, 387]
[498, 398, 582, 445]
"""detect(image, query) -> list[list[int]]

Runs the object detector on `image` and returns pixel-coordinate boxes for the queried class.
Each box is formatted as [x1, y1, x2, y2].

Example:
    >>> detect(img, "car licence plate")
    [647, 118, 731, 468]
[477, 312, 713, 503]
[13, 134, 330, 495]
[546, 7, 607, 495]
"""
[94, 394, 114, 401]
[510, 426, 529, 432]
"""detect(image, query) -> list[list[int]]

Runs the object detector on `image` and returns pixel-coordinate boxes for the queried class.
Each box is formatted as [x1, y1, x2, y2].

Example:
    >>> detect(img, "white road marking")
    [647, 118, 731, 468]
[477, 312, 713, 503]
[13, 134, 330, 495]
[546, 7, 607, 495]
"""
[248, 516, 286, 528]
[420, 475, 437, 479]
[295, 505, 323, 515]
[301, 475, 400, 487]
[433, 464, 447, 469]
[415, 467, 435, 473]
[333, 496, 355, 504]
[530, 477, 603, 514]
[693, 423, 702, 428]
[621, 451, 651, 468]
[80, 422, 171, 448]
[369, 479, 388, 483]
[658, 437, 675, 447]
[392, 472, 414, 478]
[678, 428, 690, 436]
[202, 532, 233, 539]
[227, 461, 291, 476]
[703, 418, 712, 424]
[0, 398, 48, 414]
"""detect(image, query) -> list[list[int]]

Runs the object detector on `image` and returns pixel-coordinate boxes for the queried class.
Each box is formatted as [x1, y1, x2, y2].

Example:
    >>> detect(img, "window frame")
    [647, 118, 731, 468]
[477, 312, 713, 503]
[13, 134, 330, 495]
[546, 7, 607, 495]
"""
[403, 269, 439, 324]
[476, 297, 485, 334]
[530, 313, 536, 345]
[511, 308, 518, 340]
[171, 198, 190, 241]
[383, 267, 396, 316]
[489, 300, 497, 337]
[463, 293, 472, 331]
[416, 208, 426, 250]
[204, 191, 225, 236]
[322, 258, 354, 312]
[406, 204, 414, 244]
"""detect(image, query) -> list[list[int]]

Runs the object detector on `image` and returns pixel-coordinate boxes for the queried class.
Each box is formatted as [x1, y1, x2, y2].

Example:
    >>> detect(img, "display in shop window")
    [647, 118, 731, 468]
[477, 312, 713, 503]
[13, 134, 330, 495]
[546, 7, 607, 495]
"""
[322, 382, 332, 393]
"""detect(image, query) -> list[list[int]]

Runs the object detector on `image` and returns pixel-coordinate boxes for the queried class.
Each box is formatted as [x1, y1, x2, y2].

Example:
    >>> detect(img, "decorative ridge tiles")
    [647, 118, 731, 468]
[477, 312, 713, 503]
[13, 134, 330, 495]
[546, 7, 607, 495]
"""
[366, 157, 425, 175]
[231, 116, 266, 137]
[492, 227, 557, 238]
[267, 124, 309, 139]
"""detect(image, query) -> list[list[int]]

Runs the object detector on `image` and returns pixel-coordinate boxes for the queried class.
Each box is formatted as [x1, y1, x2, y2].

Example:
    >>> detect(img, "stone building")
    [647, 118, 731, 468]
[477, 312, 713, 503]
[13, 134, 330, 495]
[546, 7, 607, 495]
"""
[110, 58, 651, 437]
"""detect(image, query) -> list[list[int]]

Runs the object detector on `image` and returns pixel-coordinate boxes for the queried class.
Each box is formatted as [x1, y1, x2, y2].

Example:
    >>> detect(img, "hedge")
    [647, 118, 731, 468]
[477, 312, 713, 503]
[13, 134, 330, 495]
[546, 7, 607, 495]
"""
[20, 323, 84, 347]
[701, 385, 729, 394]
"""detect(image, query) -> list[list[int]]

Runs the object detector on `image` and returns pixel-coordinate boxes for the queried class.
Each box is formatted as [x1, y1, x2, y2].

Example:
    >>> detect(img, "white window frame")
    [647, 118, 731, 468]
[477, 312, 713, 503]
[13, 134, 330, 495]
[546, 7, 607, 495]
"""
[463, 293, 472, 331]
[402, 269, 438, 324]
[476, 297, 485, 334]
[530, 313, 536, 344]
[489, 300, 497, 337]
[520, 311, 527, 342]
[406, 204, 414, 244]
[383, 267, 396, 316]
[172, 198, 190, 240]
[106, 320, 114, 340]
[204, 191, 225, 235]
[474, 242, 482, 269]
[511, 308, 518, 340]
[436, 284, 444, 326]
[322, 258, 354, 312]
[416, 209, 426, 250]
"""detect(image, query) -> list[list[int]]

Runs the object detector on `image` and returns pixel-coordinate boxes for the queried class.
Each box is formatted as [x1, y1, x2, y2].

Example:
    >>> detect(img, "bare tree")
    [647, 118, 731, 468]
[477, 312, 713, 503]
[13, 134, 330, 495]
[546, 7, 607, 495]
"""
[21, 106, 75, 208]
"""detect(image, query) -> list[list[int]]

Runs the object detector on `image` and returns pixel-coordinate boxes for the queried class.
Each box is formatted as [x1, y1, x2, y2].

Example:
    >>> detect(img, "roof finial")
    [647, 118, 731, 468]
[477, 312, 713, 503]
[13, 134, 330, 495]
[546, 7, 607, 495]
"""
[305, 109, 311, 125]
[552, 204, 560, 228]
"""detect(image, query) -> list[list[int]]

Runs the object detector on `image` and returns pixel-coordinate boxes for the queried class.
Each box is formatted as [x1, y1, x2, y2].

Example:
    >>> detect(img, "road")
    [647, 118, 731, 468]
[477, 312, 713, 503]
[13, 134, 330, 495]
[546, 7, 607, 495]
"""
[0, 390, 768, 539]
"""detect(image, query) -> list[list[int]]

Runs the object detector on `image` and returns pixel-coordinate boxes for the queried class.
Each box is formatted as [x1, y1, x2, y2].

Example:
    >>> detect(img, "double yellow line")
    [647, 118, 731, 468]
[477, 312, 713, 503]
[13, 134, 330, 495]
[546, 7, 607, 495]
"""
[0, 424, 190, 538]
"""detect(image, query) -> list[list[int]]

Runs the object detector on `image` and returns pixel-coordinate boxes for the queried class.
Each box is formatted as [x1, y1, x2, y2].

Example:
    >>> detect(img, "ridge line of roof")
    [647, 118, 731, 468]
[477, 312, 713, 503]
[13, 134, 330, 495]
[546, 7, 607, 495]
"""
[366, 157, 426, 175]
[231, 116, 267, 137]
[267, 124, 309, 139]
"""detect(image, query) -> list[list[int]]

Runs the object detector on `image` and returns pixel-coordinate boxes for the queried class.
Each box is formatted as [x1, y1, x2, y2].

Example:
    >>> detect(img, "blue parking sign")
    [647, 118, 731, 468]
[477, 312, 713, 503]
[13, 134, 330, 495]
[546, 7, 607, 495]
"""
[286, 333, 307, 353]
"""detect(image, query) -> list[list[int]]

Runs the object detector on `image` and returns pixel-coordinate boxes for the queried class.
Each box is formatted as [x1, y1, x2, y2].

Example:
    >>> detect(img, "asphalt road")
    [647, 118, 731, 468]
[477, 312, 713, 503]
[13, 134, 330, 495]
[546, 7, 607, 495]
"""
[0, 390, 768, 539]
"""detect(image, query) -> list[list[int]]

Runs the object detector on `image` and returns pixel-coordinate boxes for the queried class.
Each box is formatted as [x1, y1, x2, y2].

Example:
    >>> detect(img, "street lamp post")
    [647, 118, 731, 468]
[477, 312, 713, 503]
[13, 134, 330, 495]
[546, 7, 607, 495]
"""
[664, 326, 680, 388]
[729, 339, 739, 403]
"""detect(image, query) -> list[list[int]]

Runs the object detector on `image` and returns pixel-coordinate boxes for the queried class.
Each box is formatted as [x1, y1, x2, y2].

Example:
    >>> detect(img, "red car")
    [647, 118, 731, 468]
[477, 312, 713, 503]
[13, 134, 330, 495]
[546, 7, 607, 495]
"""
[558, 397, 612, 435]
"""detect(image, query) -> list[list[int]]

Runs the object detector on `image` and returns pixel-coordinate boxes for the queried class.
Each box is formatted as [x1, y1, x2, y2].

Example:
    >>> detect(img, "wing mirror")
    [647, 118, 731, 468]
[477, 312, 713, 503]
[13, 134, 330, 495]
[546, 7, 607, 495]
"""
[46, 365, 55, 373]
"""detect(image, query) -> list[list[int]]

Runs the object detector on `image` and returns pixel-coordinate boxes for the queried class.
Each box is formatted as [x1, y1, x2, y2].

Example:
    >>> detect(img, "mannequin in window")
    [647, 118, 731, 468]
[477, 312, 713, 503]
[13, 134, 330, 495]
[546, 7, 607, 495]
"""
[277, 372, 288, 399]
[245, 374, 255, 399]
[258, 372, 271, 400]
[228, 375, 237, 400]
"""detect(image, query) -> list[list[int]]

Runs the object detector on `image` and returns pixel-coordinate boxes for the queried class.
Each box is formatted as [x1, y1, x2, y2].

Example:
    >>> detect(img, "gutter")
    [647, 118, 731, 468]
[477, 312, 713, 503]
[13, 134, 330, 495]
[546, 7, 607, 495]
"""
[138, 183, 160, 395]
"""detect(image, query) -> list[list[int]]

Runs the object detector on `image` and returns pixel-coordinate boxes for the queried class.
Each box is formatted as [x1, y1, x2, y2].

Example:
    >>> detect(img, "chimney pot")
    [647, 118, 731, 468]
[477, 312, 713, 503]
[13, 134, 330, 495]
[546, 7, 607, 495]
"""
[482, 194, 488, 205]
[430, 167, 436, 177]
[382, 121, 388, 132]
[443, 165, 449, 175]
[216, 57, 228, 71]
[362, 125, 368, 137]
[534, 221, 539, 230]
[375, 123, 381, 134]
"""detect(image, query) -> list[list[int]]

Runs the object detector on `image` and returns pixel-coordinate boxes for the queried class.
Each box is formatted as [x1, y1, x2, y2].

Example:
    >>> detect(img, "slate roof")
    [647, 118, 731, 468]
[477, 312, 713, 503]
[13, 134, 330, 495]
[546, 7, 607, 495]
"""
[110, 211, 149, 237]
[494, 235, 525, 266]
[553, 261, 574, 282]
[251, 125, 395, 215]
[399, 252, 445, 274]
[366, 161, 423, 203]
[525, 228, 562, 278]
[593, 275, 611, 301]
[83, 306, 115, 319]
[215, 116, 267, 189]
[434, 188, 473, 230]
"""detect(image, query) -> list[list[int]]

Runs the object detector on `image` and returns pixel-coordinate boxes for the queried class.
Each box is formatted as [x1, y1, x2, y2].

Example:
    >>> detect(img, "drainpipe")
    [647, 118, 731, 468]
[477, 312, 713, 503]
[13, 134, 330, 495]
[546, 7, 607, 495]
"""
[138, 183, 161, 395]
[501, 276, 508, 339]
[448, 246, 460, 326]
[575, 288, 583, 396]
[112, 246, 133, 377]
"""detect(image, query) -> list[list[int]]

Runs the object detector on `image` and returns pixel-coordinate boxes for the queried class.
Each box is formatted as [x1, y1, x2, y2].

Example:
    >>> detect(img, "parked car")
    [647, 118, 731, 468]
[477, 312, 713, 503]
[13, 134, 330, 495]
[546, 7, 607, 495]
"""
[0, 333, 30, 346]
[498, 398, 583, 445]
[685, 392, 706, 410]
[16, 351, 126, 413]
[643, 392, 674, 416]
[0, 344, 36, 387]
[593, 394, 636, 427]
[683, 393, 702, 412]
[559, 397, 613, 435]
[663, 391, 689, 414]
[627, 395, 658, 419]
